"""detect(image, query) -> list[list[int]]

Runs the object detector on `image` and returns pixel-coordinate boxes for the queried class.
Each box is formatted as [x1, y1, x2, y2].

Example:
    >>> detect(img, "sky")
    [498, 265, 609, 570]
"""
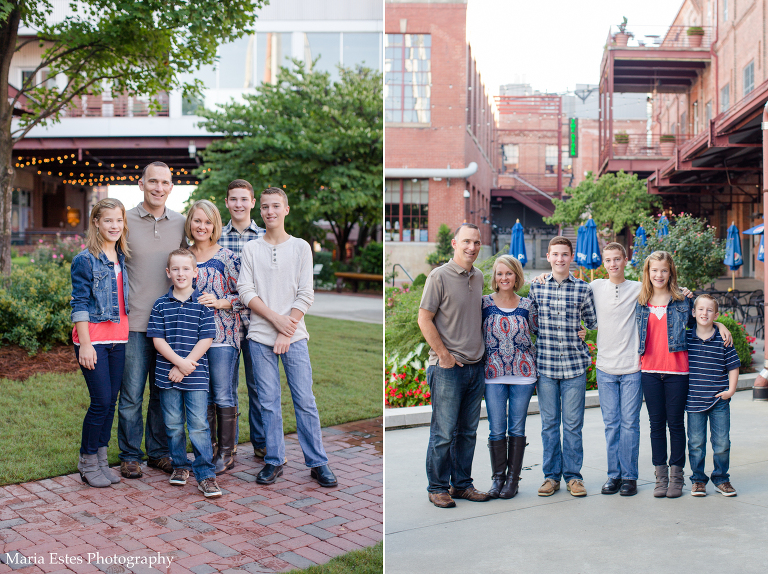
[466, 0, 685, 97]
[107, 185, 195, 214]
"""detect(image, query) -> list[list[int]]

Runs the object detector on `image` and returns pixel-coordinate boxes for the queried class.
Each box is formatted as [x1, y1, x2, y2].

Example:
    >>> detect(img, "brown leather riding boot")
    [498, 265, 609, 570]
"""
[487, 439, 507, 498]
[499, 436, 526, 499]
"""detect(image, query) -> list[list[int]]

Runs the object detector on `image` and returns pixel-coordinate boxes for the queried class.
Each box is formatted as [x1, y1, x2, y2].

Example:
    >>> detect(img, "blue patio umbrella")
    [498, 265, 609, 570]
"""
[575, 223, 587, 267]
[724, 223, 743, 290]
[657, 215, 669, 237]
[742, 223, 764, 262]
[582, 218, 602, 280]
[743, 223, 764, 235]
[760, 234, 765, 262]
[631, 225, 647, 266]
[509, 220, 527, 267]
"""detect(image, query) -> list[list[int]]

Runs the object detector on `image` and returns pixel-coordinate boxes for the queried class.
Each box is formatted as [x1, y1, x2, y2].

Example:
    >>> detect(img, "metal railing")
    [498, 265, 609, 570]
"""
[608, 24, 713, 50]
[391, 264, 414, 286]
[498, 172, 562, 192]
[610, 133, 689, 158]
[63, 92, 170, 118]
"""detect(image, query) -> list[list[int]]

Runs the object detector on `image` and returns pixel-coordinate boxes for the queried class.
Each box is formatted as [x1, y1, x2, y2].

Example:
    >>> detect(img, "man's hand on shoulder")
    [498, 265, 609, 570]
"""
[532, 273, 547, 285]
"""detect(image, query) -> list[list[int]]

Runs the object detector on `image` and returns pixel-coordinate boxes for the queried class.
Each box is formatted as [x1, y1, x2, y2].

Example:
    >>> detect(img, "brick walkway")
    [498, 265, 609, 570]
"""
[0, 418, 382, 574]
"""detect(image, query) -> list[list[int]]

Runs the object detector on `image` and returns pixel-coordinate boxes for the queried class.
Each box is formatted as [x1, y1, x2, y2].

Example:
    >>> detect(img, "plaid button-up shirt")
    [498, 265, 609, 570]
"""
[528, 272, 598, 380]
[220, 220, 266, 335]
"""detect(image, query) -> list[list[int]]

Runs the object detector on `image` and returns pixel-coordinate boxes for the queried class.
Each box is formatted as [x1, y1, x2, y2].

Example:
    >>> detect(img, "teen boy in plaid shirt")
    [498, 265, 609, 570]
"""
[219, 179, 266, 458]
[528, 236, 597, 498]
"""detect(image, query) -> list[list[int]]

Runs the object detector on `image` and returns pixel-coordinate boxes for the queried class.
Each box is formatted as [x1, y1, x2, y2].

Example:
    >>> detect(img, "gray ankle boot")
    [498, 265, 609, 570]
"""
[654, 465, 668, 498]
[78, 453, 111, 488]
[667, 465, 684, 498]
[97, 447, 121, 484]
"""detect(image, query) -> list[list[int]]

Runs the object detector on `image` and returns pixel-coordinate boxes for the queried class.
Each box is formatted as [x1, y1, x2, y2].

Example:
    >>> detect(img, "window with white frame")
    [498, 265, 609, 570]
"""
[743, 61, 755, 97]
[502, 144, 519, 172]
[721, 84, 730, 112]
[545, 145, 558, 175]
[385, 34, 431, 124]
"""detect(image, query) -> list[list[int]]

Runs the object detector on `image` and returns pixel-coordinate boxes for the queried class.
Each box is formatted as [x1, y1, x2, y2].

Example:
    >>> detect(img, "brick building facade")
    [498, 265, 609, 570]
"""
[384, 0, 496, 279]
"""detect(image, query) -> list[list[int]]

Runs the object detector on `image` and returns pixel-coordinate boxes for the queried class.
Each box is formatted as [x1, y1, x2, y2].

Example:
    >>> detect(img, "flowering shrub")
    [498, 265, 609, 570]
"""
[716, 313, 754, 372]
[30, 234, 85, 266]
[586, 338, 598, 390]
[385, 344, 430, 408]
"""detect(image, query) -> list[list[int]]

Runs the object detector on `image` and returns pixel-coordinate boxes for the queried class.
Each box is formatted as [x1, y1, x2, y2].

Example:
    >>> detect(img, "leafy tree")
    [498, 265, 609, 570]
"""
[626, 213, 725, 290]
[0, 0, 262, 276]
[190, 60, 382, 262]
[545, 171, 661, 243]
[426, 223, 453, 267]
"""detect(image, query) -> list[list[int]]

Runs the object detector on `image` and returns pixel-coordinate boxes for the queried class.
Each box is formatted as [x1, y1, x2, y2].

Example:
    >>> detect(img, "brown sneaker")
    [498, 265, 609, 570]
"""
[428, 492, 456, 508]
[538, 478, 560, 497]
[449, 485, 491, 502]
[567, 479, 587, 497]
[120, 460, 142, 479]
[198, 477, 223, 498]
[169, 469, 190, 486]
[691, 482, 707, 497]
[147, 457, 174, 474]
[715, 482, 737, 497]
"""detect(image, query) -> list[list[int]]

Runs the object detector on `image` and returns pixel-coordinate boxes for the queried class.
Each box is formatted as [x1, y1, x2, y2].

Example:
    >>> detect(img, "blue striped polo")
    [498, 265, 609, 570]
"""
[147, 288, 216, 391]
[685, 328, 740, 413]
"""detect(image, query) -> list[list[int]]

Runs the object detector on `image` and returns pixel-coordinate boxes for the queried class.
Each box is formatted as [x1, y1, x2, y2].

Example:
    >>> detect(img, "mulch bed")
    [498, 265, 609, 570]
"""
[0, 344, 80, 381]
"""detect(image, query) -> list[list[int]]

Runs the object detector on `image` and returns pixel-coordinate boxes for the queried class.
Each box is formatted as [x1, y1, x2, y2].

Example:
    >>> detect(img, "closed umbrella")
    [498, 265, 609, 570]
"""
[724, 222, 743, 291]
[657, 215, 669, 237]
[760, 234, 765, 263]
[582, 218, 602, 281]
[509, 220, 527, 267]
[575, 223, 586, 279]
[632, 225, 647, 267]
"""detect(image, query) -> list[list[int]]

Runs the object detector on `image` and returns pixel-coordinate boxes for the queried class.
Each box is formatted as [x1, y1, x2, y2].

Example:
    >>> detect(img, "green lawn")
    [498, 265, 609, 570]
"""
[292, 542, 382, 573]
[0, 315, 382, 486]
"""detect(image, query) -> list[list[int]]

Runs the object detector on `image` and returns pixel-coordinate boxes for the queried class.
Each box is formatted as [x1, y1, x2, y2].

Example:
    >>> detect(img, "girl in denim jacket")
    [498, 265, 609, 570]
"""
[635, 250, 730, 498]
[70, 198, 130, 488]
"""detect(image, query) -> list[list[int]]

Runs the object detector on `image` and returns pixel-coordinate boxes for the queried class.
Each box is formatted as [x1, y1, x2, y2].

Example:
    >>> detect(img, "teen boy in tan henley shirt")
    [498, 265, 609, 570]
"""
[418, 223, 490, 509]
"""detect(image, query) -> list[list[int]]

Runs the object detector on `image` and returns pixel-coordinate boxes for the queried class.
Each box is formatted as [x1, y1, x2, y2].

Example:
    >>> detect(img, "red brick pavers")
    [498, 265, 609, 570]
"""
[0, 419, 382, 573]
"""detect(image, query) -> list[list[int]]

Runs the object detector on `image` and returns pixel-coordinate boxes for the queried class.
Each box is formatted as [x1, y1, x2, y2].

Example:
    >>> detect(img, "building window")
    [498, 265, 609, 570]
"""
[343, 33, 381, 70]
[385, 179, 429, 242]
[705, 100, 712, 124]
[545, 145, 558, 174]
[257, 32, 292, 86]
[502, 144, 519, 173]
[723, 0, 728, 21]
[304, 33, 341, 81]
[721, 84, 730, 112]
[385, 34, 431, 124]
[744, 61, 755, 97]
[219, 35, 256, 89]
[693, 101, 699, 134]
[681, 112, 687, 134]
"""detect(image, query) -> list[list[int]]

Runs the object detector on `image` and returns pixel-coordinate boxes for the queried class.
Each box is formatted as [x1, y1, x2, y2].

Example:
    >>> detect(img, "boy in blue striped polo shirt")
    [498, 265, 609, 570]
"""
[686, 294, 740, 497]
[148, 248, 221, 498]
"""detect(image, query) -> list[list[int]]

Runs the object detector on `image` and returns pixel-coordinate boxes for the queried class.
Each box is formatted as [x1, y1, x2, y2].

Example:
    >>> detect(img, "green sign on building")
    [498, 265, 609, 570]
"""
[569, 117, 578, 158]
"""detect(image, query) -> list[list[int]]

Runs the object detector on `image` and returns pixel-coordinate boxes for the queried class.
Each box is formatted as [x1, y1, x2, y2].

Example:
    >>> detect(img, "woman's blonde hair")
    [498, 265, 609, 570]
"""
[86, 198, 129, 258]
[491, 255, 525, 292]
[185, 199, 222, 245]
[638, 250, 683, 305]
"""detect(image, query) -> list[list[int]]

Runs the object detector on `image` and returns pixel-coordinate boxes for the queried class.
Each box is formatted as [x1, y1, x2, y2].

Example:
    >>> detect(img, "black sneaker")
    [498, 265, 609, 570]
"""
[169, 469, 189, 486]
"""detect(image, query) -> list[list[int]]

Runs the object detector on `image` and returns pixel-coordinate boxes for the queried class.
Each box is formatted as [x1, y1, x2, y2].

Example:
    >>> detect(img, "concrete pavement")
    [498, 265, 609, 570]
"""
[384, 391, 768, 573]
[306, 292, 382, 324]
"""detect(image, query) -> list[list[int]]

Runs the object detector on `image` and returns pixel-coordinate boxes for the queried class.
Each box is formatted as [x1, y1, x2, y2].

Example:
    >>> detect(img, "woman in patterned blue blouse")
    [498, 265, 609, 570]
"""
[482, 255, 538, 499]
[186, 200, 243, 475]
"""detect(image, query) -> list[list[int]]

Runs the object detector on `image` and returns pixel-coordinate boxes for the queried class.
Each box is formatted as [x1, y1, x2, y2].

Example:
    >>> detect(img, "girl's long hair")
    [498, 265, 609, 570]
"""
[638, 250, 683, 305]
[86, 198, 130, 258]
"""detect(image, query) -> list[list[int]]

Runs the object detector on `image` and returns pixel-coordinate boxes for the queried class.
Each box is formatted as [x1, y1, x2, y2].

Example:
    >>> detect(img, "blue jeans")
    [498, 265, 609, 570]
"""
[485, 383, 535, 441]
[207, 345, 238, 407]
[597, 369, 642, 480]
[238, 335, 265, 449]
[425, 362, 485, 493]
[687, 399, 731, 485]
[248, 339, 328, 468]
[641, 372, 688, 467]
[117, 331, 168, 461]
[537, 373, 587, 482]
[76, 343, 125, 455]
[158, 388, 215, 482]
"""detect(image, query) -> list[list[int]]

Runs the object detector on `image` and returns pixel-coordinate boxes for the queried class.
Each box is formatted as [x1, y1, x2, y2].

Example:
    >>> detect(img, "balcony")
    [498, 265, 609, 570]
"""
[63, 93, 170, 118]
[598, 24, 711, 176]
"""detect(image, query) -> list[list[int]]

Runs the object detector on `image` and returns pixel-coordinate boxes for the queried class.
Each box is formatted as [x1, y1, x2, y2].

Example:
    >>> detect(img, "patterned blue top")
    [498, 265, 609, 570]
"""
[528, 272, 598, 379]
[147, 288, 216, 391]
[194, 248, 242, 348]
[482, 295, 538, 381]
[686, 329, 740, 412]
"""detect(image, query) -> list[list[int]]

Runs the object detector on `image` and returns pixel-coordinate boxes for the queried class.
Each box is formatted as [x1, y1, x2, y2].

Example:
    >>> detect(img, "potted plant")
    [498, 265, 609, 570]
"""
[614, 131, 629, 155]
[660, 134, 676, 155]
[687, 26, 705, 48]
[614, 17, 633, 47]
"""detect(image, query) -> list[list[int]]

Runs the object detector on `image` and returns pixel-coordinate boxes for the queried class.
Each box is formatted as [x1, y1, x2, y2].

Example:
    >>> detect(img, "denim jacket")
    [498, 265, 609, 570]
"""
[635, 296, 694, 355]
[70, 248, 130, 324]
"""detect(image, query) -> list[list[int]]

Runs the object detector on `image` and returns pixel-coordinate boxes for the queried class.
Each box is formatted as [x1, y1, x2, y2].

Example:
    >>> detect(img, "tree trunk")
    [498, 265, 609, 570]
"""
[0, 6, 22, 278]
